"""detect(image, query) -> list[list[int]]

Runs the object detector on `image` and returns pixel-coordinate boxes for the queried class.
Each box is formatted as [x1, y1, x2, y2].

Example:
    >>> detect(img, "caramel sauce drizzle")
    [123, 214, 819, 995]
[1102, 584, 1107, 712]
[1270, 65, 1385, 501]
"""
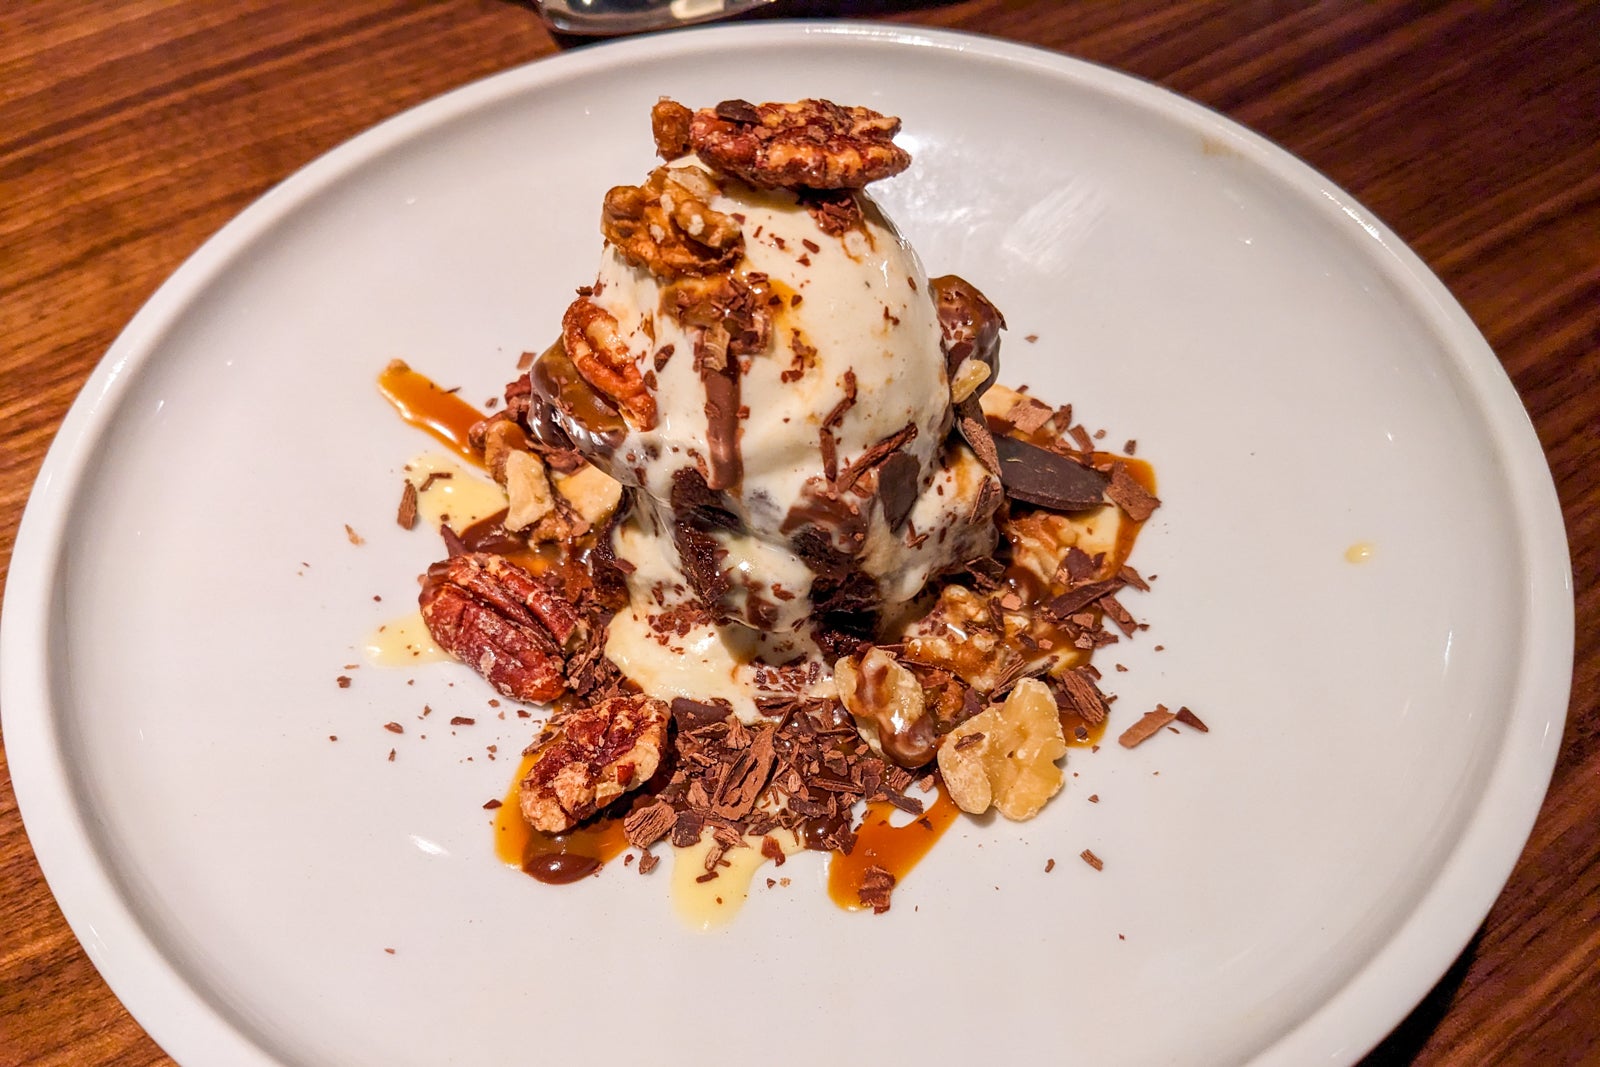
[377, 360, 486, 463]
[828, 787, 961, 910]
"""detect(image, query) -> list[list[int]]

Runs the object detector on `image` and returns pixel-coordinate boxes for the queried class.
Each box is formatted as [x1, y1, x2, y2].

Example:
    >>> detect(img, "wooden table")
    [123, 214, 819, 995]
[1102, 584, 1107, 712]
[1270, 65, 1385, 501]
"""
[2, 2, 1594, 1063]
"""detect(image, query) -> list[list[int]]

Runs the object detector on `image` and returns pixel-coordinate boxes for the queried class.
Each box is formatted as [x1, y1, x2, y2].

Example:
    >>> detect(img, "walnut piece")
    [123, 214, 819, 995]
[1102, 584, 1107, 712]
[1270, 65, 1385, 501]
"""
[418, 553, 583, 703]
[836, 648, 936, 768]
[937, 678, 1067, 820]
[601, 164, 743, 280]
[562, 297, 657, 429]
[503, 450, 556, 533]
[519, 694, 670, 832]
[686, 98, 911, 190]
[651, 98, 693, 159]
[552, 463, 623, 529]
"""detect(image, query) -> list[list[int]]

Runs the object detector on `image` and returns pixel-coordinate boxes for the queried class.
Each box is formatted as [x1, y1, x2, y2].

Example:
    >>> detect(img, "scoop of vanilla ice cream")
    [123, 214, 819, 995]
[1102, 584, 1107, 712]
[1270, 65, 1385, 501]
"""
[530, 159, 999, 697]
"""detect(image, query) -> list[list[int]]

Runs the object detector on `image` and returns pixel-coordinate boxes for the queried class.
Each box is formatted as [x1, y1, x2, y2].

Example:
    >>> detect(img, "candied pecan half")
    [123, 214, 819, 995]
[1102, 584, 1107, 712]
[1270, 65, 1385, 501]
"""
[519, 694, 671, 832]
[688, 98, 911, 190]
[561, 297, 656, 429]
[419, 553, 584, 703]
[601, 164, 743, 280]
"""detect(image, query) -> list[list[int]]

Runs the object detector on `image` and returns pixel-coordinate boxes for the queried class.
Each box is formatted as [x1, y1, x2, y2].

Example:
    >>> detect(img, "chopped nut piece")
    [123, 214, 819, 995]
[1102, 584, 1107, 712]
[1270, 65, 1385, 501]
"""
[601, 164, 743, 280]
[835, 648, 936, 768]
[503, 450, 556, 533]
[520, 694, 671, 833]
[937, 678, 1067, 820]
[949, 356, 991, 404]
[552, 463, 623, 529]
[651, 98, 693, 159]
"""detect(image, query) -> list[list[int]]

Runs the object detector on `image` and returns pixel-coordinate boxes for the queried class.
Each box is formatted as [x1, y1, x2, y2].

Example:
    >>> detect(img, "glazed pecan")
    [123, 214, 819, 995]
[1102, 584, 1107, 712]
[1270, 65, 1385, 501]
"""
[601, 164, 743, 280]
[561, 297, 657, 429]
[687, 98, 911, 190]
[419, 553, 584, 703]
[519, 694, 671, 832]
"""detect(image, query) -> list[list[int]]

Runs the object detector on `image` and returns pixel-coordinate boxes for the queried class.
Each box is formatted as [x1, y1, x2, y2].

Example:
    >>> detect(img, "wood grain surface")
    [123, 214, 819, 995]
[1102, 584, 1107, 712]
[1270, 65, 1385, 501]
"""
[2, 2, 1595, 1063]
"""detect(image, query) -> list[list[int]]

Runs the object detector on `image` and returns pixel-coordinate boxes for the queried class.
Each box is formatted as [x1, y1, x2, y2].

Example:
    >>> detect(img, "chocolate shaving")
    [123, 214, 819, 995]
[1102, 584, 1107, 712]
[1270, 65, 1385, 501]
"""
[800, 189, 863, 236]
[1117, 705, 1177, 748]
[1006, 396, 1055, 435]
[1055, 669, 1109, 725]
[1175, 706, 1210, 733]
[836, 422, 917, 494]
[623, 800, 677, 849]
[397, 481, 419, 530]
[1117, 564, 1150, 591]
[957, 408, 1001, 475]
[1100, 594, 1139, 636]
[1107, 462, 1160, 522]
[857, 865, 896, 914]
[1047, 577, 1125, 618]
[994, 435, 1109, 512]
[760, 835, 788, 866]
[1059, 546, 1102, 584]
[1080, 849, 1104, 871]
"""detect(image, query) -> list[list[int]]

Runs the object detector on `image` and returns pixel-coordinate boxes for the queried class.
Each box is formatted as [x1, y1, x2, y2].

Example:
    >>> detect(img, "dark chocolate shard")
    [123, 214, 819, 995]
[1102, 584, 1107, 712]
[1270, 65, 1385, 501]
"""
[671, 696, 733, 731]
[877, 450, 920, 530]
[993, 435, 1109, 511]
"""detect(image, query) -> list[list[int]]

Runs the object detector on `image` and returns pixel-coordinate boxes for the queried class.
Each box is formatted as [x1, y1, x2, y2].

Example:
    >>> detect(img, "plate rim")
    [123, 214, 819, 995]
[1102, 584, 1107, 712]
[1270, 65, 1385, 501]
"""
[0, 20, 1573, 1066]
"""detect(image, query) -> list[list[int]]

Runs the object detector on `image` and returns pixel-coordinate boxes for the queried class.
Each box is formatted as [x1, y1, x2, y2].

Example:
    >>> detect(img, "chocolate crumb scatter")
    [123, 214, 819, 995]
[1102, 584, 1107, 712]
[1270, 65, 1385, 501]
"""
[336, 675, 352, 689]
[1045, 858, 1056, 873]
[345, 524, 364, 545]
[397, 482, 419, 528]
[383, 722, 403, 734]
[450, 716, 475, 726]
[483, 799, 502, 810]
[1080, 849, 1104, 871]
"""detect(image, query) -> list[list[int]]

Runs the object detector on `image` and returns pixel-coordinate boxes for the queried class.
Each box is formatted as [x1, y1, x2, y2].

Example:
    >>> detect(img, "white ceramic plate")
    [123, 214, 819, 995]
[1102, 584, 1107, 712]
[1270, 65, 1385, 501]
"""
[2, 23, 1572, 1067]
